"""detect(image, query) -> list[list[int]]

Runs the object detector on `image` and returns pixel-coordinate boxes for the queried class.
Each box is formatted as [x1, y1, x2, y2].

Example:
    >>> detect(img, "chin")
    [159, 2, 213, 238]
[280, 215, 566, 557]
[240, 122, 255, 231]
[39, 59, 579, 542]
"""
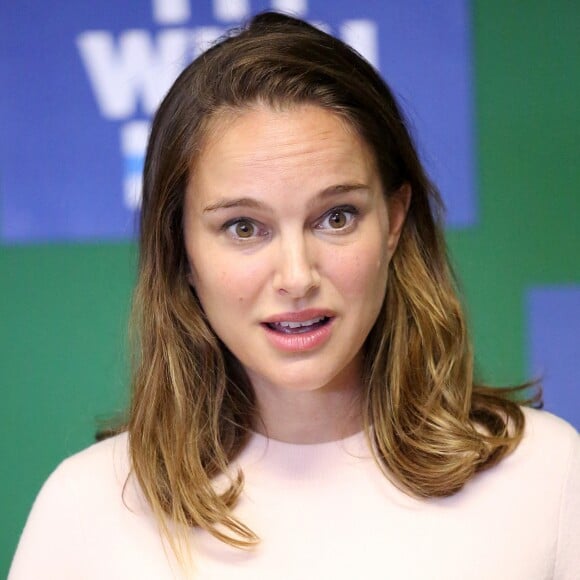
[251, 362, 358, 395]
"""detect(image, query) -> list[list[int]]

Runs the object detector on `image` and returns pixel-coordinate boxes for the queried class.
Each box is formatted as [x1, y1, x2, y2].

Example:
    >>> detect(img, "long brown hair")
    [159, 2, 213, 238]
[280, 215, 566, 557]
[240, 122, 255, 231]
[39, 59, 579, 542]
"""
[123, 11, 537, 557]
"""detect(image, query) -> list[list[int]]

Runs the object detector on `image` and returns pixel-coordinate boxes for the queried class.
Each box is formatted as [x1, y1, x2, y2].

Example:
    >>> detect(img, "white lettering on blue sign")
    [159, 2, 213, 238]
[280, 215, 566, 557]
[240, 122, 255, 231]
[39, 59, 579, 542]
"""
[76, 0, 379, 210]
[0, 1, 475, 242]
[272, 0, 308, 17]
[152, 0, 191, 24]
[213, 0, 251, 22]
[77, 29, 191, 119]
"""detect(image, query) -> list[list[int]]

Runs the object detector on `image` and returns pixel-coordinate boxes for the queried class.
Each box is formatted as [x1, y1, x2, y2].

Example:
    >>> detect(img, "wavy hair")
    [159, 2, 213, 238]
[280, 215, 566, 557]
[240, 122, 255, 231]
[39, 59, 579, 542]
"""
[120, 12, 538, 559]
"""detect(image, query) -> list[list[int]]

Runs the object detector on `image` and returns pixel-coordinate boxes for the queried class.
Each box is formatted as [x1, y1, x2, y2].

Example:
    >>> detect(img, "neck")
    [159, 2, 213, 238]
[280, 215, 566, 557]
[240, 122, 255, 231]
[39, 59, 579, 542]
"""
[252, 376, 363, 444]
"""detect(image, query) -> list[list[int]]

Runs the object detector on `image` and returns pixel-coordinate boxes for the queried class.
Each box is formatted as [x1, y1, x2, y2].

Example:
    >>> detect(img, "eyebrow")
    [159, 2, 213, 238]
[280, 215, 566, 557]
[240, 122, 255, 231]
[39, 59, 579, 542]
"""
[202, 183, 371, 213]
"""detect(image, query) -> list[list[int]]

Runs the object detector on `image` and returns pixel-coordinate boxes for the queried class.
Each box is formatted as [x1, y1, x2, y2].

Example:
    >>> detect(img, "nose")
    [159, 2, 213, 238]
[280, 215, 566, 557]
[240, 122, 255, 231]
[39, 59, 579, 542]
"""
[273, 234, 320, 298]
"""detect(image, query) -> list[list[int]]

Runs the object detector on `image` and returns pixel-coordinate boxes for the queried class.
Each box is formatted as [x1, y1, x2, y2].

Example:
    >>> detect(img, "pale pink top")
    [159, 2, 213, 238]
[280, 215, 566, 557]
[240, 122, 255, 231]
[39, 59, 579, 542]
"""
[9, 408, 579, 579]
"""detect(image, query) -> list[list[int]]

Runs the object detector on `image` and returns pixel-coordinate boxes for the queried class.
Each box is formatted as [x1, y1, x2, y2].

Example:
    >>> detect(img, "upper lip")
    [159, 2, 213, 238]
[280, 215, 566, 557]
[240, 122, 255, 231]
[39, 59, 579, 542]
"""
[262, 308, 335, 324]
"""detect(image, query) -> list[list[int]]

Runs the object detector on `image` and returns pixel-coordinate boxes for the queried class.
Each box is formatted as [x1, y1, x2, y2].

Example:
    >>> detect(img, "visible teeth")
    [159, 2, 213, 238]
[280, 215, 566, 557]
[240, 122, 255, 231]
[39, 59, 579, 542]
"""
[278, 316, 325, 328]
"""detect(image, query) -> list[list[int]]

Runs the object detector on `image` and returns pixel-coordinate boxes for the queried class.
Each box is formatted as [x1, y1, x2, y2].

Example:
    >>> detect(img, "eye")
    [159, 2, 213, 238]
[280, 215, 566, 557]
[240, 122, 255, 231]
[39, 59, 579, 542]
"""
[232, 220, 255, 238]
[328, 210, 347, 229]
[223, 218, 267, 241]
[317, 206, 358, 232]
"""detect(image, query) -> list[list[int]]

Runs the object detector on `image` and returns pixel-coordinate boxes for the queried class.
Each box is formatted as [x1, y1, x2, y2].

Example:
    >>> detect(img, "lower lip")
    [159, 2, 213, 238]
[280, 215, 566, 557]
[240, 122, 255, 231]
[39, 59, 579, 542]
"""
[262, 318, 334, 353]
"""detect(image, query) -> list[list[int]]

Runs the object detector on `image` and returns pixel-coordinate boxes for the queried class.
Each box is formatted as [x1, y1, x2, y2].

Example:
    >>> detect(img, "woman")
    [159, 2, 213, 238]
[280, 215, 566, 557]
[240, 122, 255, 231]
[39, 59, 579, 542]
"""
[10, 12, 579, 579]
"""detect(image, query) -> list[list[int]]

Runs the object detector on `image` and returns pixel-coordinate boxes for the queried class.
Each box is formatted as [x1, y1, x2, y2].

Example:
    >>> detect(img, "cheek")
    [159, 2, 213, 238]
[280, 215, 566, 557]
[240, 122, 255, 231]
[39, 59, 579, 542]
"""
[194, 252, 267, 308]
[329, 240, 389, 300]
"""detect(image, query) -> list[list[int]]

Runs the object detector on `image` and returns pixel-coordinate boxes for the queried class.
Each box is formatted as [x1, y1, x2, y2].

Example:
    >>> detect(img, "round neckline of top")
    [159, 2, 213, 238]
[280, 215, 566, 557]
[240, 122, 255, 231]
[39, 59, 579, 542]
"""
[236, 428, 373, 475]
[248, 428, 367, 449]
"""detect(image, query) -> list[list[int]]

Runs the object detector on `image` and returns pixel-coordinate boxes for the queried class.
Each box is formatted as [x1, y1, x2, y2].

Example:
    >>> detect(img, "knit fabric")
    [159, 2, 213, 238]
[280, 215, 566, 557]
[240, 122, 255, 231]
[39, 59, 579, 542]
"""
[9, 408, 579, 579]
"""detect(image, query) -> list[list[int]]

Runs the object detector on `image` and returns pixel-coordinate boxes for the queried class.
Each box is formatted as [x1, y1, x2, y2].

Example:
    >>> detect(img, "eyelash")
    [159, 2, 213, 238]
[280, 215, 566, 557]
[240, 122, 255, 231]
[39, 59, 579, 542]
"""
[222, 205, 360, 241]
[222, 218, 269, 241]
[315, 205, 359, 232]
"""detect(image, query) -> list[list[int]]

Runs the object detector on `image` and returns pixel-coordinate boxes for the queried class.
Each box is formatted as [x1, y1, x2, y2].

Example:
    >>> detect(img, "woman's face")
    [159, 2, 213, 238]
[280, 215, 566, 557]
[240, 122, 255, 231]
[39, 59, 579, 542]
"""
[183, 104, 407, 401]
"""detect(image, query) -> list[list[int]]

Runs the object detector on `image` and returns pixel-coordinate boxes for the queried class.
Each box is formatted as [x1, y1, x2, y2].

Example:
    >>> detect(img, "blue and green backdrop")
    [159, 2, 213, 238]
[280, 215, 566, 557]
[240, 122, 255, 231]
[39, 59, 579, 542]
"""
[1, 1, 578, 573]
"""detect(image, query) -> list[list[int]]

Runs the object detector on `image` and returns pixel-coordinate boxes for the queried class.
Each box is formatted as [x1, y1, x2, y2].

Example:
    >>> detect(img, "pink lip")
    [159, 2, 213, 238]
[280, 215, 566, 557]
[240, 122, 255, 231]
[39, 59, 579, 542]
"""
[261, 309, 335, 353]
[262, 308, 335, 324]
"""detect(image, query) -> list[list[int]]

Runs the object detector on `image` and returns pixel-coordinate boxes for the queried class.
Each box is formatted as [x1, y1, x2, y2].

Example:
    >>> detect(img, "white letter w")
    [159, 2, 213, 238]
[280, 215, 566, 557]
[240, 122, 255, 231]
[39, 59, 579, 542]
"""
[77, 29, 188, 119]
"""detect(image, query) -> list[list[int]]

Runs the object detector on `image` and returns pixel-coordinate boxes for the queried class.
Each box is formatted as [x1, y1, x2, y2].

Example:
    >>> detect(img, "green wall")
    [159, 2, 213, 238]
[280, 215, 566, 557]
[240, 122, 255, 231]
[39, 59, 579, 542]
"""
[1, 245, 135, 572]
[1, 1, 578, 573]
[452, 1, 580, 386]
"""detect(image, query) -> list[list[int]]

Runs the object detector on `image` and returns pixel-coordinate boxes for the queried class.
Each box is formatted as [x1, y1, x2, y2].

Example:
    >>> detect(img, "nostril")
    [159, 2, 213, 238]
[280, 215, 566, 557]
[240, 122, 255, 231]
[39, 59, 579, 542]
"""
[273, 242, 320, 297]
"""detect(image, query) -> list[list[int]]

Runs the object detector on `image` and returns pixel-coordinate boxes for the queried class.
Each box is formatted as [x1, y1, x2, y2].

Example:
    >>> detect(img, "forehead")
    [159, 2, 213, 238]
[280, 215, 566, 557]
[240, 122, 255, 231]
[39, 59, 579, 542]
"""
[189, 104, 377, 186]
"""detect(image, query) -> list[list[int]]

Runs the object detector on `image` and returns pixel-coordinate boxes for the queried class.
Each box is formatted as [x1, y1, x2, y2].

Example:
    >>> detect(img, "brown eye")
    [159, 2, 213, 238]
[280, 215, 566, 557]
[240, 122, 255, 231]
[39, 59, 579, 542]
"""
[234, 220, 255, 238]
[328, 210, 347, 229]
[317, 207, 358, 233]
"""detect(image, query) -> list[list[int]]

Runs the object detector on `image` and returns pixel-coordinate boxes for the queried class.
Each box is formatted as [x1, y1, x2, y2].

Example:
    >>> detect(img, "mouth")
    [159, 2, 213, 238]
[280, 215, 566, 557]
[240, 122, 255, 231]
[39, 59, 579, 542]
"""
[261, 310, 336, 352]
[264, 316, 332, 334]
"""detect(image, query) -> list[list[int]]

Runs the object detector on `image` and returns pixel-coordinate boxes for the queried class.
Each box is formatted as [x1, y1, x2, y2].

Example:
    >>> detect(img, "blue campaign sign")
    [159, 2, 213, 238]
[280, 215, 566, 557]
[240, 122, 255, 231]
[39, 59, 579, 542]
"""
[1, 0, 476, 243]
[528, 287, 580, 429]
